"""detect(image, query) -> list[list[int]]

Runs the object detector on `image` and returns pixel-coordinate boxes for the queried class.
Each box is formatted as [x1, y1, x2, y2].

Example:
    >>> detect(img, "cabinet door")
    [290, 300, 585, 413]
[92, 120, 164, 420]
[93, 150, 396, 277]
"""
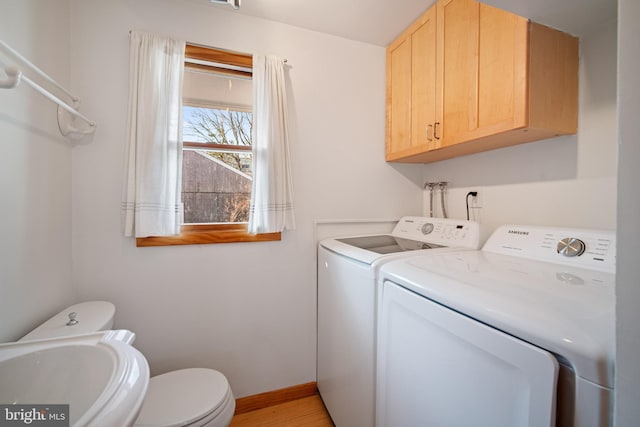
[437, 0, 479, 145]
[411, 7, 437, 151]
[387, 37, 412, 154]
[477, 4, 528, 136]
[438, 0, 528, 147]
[386, 6, 437, 159]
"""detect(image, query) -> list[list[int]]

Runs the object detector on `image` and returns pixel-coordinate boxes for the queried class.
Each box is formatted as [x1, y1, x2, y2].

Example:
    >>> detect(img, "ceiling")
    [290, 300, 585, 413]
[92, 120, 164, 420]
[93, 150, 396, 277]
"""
[200, 0, 617, 47]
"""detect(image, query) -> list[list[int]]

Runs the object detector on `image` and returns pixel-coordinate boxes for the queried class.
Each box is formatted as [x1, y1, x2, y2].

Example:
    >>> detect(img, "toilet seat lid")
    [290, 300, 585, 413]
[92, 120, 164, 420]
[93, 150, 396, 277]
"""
[135, 368, 231, 427]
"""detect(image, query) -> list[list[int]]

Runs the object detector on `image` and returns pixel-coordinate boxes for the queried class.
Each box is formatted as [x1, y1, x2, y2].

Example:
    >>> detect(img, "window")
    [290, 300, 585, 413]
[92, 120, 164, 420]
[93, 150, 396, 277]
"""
[182, 95, 253, 224]
[136, 44, 281, 246]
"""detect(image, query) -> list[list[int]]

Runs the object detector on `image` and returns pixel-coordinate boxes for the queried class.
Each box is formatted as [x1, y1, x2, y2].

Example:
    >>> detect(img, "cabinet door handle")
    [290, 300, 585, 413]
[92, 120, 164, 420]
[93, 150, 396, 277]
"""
[426, 124, 433, 141]
[434, 122, 441, 140]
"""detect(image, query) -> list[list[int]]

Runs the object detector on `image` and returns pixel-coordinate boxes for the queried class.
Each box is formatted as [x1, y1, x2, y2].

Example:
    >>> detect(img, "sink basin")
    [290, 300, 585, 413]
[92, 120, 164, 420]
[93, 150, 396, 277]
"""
[0, 330, 149, 427]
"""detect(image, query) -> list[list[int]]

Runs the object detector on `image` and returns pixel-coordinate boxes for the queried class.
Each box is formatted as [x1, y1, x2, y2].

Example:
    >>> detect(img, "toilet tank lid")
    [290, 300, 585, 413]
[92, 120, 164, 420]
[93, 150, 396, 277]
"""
[19, 301, 116, 342]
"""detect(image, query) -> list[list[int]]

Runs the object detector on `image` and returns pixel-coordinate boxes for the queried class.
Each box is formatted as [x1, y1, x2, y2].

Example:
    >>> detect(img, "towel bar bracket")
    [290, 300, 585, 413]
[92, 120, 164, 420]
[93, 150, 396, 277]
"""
[0, 39, 96, 138]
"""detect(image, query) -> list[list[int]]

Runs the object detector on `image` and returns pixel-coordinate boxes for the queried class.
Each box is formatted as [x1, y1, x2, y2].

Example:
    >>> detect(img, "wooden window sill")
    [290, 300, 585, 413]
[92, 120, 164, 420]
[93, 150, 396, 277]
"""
[136, 224, 281, 247]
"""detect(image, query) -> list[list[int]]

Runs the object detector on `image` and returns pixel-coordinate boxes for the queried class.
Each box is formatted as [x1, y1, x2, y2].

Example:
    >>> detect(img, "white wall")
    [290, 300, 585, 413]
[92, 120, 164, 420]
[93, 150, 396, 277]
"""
[421, 20, 618, 236]
[69, 0, 422, 397]
[0, 0, 75, 342]
[615, 0, 640, 423]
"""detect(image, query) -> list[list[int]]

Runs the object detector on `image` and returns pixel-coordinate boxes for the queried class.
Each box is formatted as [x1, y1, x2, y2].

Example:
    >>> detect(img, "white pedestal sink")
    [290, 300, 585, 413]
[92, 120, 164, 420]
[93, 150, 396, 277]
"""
[0, 330, 149, 426]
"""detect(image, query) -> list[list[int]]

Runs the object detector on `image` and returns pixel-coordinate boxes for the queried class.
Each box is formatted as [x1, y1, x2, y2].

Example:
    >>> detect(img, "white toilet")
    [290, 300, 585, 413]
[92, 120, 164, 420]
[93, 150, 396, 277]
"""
[19, 301, 236, 427]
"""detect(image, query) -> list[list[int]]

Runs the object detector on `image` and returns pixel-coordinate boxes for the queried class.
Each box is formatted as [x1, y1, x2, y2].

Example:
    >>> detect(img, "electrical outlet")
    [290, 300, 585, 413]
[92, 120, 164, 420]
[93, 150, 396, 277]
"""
[468, 188, 482, 209]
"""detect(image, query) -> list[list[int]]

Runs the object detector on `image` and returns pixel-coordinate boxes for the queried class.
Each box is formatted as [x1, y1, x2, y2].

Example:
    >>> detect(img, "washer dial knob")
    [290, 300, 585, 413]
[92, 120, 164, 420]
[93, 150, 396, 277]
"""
[421, 223, 434, 235]
[557, 237, 586, 257]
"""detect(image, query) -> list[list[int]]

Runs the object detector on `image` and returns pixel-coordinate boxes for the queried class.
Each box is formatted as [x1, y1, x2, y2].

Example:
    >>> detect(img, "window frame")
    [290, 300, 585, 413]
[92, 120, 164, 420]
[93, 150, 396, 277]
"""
[136, 43, 281, 247]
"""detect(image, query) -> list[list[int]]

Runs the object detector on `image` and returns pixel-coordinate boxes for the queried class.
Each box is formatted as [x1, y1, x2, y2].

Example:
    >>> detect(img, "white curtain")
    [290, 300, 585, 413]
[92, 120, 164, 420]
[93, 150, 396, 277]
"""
[248, 54, 296, 234]
[121, 31, 185, 237]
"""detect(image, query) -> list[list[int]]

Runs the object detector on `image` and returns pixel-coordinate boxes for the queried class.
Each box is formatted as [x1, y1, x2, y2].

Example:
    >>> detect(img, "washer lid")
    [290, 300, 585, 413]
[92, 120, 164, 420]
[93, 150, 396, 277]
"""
[337, 235, 443, 254]
[135, 368, 230, 427]
[319, 217, 481, 264]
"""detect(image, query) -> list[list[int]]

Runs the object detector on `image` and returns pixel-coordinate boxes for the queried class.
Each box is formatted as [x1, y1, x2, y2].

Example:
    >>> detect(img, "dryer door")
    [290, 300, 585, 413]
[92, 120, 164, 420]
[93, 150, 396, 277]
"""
[377, 280, 559, 427]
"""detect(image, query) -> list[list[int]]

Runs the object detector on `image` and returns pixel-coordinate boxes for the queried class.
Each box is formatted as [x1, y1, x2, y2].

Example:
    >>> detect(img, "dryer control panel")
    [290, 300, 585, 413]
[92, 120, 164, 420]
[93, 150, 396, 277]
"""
[483, 225, 616, 273]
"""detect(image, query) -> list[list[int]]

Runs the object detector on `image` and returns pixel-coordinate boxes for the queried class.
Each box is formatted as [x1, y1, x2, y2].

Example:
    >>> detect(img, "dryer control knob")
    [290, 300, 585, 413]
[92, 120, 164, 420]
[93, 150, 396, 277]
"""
[557, 238, 586, 257]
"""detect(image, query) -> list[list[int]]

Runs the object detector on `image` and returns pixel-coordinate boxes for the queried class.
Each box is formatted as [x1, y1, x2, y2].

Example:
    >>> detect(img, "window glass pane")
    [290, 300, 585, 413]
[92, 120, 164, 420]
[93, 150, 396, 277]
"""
[182, 70, 253, 224]
[182, 148, 252, 223]
[184, 106, 252, 148]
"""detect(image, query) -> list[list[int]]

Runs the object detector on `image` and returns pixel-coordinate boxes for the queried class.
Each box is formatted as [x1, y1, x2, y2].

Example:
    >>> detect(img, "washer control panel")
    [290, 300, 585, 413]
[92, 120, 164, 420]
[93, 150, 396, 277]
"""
[483, 225, 616, 273]
[392, 216, 481, 250]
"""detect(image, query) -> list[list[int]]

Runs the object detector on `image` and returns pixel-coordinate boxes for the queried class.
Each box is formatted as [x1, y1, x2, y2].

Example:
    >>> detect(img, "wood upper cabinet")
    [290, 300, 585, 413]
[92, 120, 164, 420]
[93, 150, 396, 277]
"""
[386, 0, 579, 163]
[386, 5, 437, 158]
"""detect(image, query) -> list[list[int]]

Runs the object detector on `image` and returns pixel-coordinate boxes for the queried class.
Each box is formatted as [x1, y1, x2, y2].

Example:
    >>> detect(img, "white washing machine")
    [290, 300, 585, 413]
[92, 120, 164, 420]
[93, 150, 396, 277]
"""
[376, 224, 616, 427]
[317, 216, 482, 427]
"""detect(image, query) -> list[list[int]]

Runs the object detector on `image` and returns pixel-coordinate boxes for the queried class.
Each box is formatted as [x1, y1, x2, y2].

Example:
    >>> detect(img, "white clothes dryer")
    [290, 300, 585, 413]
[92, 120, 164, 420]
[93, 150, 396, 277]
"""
[376, 224, 616, 427]
[317, 216, 482, 427]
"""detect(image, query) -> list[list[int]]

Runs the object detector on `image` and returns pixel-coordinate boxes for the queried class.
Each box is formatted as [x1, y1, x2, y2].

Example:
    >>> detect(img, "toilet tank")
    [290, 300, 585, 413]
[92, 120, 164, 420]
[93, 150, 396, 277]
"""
[19, 301, 116, 342]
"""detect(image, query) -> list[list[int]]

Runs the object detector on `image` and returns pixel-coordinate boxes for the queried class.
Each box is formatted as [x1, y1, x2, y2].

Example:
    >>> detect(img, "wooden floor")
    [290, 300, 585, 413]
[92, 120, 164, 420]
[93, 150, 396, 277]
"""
[230, 394, 335, 427]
